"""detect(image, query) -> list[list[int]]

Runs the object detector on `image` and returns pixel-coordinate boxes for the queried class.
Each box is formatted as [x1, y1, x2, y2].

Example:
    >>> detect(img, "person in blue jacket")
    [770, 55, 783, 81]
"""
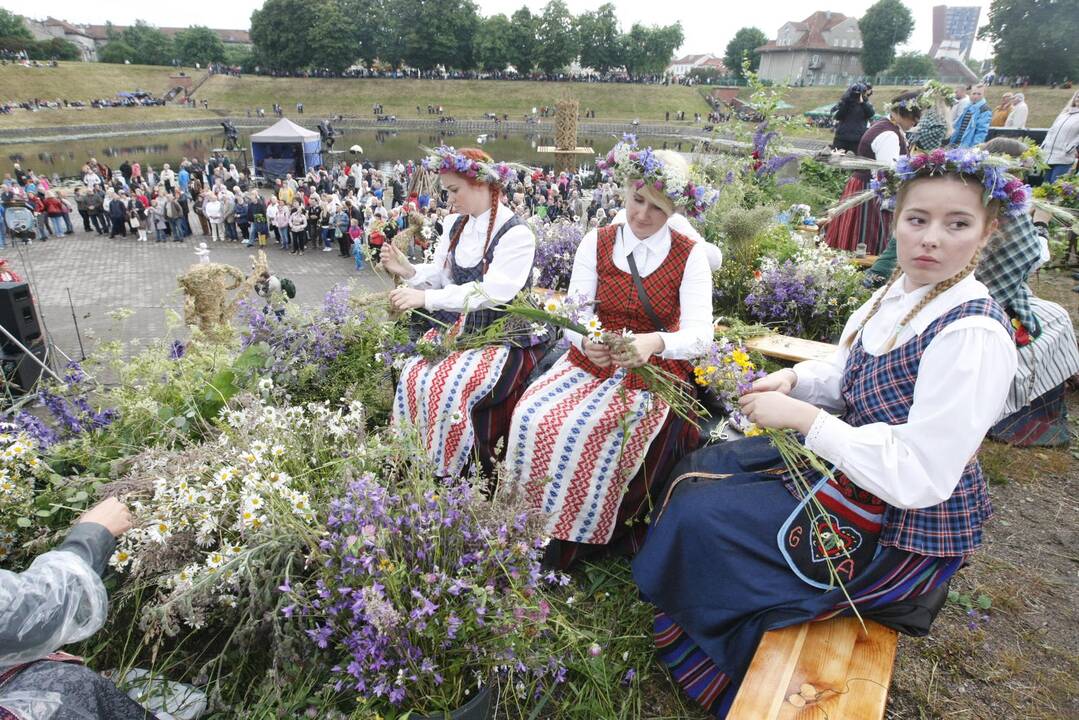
[950, 84, 991, 147]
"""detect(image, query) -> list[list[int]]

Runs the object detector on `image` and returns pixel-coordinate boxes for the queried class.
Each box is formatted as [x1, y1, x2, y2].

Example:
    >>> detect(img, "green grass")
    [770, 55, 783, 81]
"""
[197, 74, 710, 122]
[1, 62, 1076, 131]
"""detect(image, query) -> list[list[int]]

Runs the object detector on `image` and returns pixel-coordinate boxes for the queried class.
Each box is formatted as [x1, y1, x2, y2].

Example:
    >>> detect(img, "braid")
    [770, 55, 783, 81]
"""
[885, 250, 982, 350]
[843, 268, 902, 349]
[446, 213, 468, 271]
[482, 184, 500, 273]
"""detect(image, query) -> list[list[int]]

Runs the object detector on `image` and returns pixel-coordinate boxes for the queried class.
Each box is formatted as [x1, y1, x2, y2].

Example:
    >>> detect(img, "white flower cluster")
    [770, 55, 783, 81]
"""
[0, 424, 48, 562]
[110, 395, 368, 625]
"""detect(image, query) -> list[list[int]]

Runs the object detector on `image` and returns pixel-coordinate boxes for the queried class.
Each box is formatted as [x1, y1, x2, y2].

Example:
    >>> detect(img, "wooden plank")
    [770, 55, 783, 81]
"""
[745, 334, 838, 364]
[832, 620, 898, 720]
[851, 254, 879, 268]
[728, 623, 808, 719]
[729, 619, 898, 720]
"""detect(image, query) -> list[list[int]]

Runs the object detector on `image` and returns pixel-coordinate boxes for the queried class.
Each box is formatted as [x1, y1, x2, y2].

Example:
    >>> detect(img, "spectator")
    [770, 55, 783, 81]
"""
[1041, 90, 1079, 182]
[204, 192, 224, 242]
[107, 191, 128, 238]
[830, 83, 875, 153]
[950, 84, 990, 147]
[950, 84, 971, 127]
[1005, 93, 1028, 128]
[991, 92, 1013, 127]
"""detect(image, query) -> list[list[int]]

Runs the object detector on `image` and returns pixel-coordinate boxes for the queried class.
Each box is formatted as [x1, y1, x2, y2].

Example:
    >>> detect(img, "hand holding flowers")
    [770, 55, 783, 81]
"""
[738, 390, 820, 434]
[388, 286, 426, 312]
[608, 332, 665, 369]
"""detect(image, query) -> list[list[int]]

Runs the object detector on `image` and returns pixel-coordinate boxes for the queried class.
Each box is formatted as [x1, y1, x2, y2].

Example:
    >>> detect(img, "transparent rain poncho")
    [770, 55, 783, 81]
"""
[0, 548, 108, 668]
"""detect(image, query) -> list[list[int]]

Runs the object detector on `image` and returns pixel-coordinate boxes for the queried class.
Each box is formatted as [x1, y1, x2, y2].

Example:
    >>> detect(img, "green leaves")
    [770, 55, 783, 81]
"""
[724, 27, 768, 79]
[858, 0, 915, 76]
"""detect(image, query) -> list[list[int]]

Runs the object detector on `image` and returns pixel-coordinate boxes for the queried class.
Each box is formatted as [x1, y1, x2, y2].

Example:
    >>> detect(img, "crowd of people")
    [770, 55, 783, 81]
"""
[0, 150, 631, 261]
[0, 92, 164, 116]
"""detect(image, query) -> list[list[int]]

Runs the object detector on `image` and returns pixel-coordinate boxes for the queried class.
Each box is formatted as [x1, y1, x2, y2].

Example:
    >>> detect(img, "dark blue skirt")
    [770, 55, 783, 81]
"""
[631, 437, 961, 717]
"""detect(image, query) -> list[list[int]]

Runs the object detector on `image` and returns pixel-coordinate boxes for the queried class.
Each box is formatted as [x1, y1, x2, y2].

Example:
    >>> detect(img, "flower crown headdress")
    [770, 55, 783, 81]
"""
[419, 145, 527, 186]
[595, 134, 718, 217]
[827, 148, 1033, 220]
[884, 80, 955, 115]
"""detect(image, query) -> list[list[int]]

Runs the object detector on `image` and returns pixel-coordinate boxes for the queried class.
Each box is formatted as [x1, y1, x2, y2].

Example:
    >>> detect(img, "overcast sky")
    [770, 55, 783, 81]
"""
[4, 0, 997, 60]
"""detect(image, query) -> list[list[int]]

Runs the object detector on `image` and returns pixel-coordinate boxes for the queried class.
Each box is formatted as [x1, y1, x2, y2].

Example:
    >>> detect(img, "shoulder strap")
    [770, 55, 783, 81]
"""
[622, 227, 668, 333]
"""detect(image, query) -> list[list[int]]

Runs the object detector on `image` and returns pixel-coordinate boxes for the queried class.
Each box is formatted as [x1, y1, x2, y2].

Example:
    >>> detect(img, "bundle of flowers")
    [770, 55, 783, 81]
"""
[1032, 174, 1078, 210]
[285, 463, 569, 714]
[107, 393, 368, 636]
[691, 338, 766, 429]
[238, 284, 353, 386]
[745, 243, 868, 342]
[0, 423, 50, 562]
[13, 362, 117, 450]
[532, 219, 583, 292]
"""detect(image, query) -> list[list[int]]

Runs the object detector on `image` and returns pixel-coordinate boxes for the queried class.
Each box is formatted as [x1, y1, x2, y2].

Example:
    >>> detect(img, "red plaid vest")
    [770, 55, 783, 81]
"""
[568, 223, 694, 390]
[841, 297, 1010, 557]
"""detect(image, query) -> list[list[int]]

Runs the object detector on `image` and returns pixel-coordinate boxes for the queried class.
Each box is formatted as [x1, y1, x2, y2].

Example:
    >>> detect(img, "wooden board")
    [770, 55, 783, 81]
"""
[851, 254, 879, 268]
[745, 334, 838, 364]
[728, 618, 899, 720]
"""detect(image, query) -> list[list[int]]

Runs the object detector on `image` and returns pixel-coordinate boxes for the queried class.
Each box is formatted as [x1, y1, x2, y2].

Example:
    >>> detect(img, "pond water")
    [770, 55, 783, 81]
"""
[3, 128, 707, 180]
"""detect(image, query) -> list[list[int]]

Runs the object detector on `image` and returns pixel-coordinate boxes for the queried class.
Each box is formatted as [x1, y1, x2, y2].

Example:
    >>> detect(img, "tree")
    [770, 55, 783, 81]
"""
[174, 26, 226, 67]
[99, 41, 137, 64]
[31, 38, 80, 61]
[119, 21, 175, 66]
[622, 22, 683, 77]
[535, 0, 578, 75]
[0, 9, 31, 40]
[340, 0, 383, 67]
[507, 7, 537, 74]
[403, 0, 480, 72]
[224, 45, 256, 71]
[250, 0, 316, 72]
[475, 14, 514, 73]
[576, 3, 621, 74]
[980, 0, 1079, 84]
[859, 0, 914, 76]
[885, 51, 937, 80]
[308, 0, 360, 72]
[724, 27, 767, 79]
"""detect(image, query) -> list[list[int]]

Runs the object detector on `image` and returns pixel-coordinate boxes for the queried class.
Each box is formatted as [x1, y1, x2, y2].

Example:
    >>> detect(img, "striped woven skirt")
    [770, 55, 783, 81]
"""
[632, 437, 962, 718]
[393, 342, 543, 479]
[823, 172, 892, 256]
[507, 356, 698, 558]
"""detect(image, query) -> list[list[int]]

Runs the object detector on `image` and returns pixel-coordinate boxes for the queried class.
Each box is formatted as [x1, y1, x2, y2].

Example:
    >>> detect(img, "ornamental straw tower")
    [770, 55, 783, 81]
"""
[538, 99, 593, 174]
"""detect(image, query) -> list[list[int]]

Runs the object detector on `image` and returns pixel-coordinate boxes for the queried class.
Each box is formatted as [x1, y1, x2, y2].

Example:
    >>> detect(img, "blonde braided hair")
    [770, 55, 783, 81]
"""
[845, 251, 982, 351]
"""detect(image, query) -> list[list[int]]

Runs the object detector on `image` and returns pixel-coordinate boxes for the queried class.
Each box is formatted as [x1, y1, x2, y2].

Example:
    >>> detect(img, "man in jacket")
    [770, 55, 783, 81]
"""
[107, 192, 128, 238]
[74, 188, 93, 232]
[950, 84, 991, 147]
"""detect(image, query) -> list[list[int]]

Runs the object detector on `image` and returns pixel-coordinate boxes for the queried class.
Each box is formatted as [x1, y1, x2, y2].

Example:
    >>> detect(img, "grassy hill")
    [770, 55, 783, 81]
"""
[0, 62, 1075, 131]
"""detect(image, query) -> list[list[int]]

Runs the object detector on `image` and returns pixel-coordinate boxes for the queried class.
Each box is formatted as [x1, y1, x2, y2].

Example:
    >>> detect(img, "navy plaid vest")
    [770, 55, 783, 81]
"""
[841, 297, 1010, 557]
[427, 212, 539, 345]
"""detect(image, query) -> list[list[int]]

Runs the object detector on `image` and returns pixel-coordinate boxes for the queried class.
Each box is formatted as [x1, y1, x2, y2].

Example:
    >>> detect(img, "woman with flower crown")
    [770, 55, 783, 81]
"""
[506, 137, 718, 569]
[825, 90, 923, 255]
[632, 149, 1023, 718]
[381, 146, 544, 481]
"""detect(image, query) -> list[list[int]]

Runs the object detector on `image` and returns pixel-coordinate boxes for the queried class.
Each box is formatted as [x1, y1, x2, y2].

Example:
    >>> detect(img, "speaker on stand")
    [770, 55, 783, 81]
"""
[0, 281, 47, 395]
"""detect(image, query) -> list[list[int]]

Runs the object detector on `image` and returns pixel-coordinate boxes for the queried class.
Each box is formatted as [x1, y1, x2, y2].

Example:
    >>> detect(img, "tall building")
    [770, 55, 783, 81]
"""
[930, 5, 981, 61]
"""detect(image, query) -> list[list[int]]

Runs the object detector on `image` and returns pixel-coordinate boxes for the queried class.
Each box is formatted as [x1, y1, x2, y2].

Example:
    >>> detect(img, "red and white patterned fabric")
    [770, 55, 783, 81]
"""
[507, 223, 694, 545]
[392, 330, 511, 477]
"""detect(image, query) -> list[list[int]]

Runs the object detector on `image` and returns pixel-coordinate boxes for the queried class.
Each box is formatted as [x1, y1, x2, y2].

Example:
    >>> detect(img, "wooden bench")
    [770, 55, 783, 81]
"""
[728, 618, 898, 720]
[744, 334, 838, 364]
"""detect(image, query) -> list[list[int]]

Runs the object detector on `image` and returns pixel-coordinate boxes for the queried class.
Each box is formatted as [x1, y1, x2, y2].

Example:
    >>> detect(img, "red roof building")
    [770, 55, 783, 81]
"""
[756, 11, 865, 86]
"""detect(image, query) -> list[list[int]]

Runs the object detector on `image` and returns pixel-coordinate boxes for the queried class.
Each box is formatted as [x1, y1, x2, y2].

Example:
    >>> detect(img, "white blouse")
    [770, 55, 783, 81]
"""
[791, 273, 1017, 510]
[564, 222, 714, 360]
[406, 203, 535, 313]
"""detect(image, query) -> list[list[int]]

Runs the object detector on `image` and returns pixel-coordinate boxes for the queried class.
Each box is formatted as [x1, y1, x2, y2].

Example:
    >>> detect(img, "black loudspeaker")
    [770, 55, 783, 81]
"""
[0, 341, 45, 394]
[0, 282, 42, 352]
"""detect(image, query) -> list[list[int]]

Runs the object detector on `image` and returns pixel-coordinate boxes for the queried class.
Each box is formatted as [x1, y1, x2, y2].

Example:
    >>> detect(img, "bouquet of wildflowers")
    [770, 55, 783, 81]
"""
[691, 338, 766, 430]
[285, 456, 568, 714]
[107, 393, 368, 636]
[0, 423, 51, 563]
[1032, 174, 1078, 210]
[496, 291, 707, 425]
[745, 243, 868, 342]
[532, 219, 583, 292]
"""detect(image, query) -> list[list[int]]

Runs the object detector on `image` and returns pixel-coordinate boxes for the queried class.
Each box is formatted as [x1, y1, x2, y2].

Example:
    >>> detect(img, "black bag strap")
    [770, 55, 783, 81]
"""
[623, 228, 667, 333]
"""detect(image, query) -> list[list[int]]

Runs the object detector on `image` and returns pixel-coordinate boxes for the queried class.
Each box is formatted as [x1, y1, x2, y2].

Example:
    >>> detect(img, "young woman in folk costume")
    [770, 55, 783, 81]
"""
[632, 150, 1025, 718]
[825, 90, 923, 255]
[507, 137, 718, 569]
[382, 146, 544, 480]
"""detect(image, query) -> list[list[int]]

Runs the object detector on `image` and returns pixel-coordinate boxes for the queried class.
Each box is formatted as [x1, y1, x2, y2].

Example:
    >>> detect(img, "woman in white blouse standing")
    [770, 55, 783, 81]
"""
[507, 139, 717, 569]
[382, 147, 543, 482]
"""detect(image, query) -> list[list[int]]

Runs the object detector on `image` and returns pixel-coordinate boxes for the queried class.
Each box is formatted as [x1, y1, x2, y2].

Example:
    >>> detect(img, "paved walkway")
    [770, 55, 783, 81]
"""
[3, 224, 385, 363]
